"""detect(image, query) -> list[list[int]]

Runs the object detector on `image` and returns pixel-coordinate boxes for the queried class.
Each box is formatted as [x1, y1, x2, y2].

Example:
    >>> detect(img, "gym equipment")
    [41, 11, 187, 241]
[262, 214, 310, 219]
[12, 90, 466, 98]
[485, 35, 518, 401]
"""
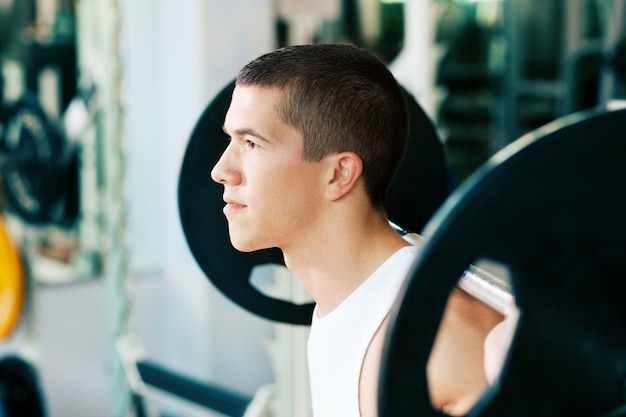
[457, 265, 511, 315]
[0, 355, 46, 417]
[379, 107, 626, 416]
[117, 334, 273, 417]
[0, 220, 46, 417]
[178, 79, 449, 325]
[396, 227, 512, 315]
[0, 93, 79, 225]
[0, 217, 24, 340]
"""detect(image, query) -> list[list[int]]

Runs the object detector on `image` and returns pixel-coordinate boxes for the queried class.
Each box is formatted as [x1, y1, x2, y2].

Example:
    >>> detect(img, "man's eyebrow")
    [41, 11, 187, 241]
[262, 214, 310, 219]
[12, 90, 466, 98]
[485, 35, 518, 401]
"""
[222, 125, 271, 143]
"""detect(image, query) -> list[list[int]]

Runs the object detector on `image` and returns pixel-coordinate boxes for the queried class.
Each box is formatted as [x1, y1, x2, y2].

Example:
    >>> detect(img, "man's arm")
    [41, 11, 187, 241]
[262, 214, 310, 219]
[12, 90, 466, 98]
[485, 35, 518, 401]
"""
[427, 288, 504, 415]
[359, 316, 391, 417]
[359, 288, 504, 417]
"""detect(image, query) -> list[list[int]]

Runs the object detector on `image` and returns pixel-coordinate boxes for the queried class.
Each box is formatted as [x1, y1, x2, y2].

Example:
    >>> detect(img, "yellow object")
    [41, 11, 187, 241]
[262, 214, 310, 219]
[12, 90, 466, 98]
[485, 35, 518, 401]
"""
[0, 218, 24, 340]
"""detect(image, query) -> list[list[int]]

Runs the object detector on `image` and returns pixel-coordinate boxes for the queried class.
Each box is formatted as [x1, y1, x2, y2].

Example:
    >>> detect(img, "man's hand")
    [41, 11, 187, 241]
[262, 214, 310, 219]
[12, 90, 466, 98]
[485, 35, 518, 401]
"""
[483, 299, 519, 385]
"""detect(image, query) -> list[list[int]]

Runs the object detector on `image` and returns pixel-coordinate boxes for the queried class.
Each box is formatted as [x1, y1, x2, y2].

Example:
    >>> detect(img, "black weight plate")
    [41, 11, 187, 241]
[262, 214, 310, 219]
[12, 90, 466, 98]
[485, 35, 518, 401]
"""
[0, 93, 74, 224]
[379, 108, 626, 416]
[2, 93, 65, 166]
[2, 161, 61, 224]
[0, 356, 46, 417]
[178, 80, 448, 325]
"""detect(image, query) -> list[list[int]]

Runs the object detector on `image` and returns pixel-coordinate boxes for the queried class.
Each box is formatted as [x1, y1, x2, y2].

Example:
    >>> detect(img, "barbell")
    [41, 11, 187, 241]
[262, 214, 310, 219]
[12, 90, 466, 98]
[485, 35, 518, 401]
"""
[178, 79, 626, 415]
[379, 107, 626, 416]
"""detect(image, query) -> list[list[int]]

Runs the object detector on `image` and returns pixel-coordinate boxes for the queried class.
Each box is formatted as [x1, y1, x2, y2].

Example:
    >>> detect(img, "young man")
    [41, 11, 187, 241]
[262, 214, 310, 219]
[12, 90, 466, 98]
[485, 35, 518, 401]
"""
[211, 44, 501, 417]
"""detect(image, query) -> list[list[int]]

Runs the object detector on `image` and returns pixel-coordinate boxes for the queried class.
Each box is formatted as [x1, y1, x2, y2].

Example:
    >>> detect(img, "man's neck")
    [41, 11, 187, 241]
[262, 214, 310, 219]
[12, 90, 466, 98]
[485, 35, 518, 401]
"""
[282, 215, 410, 317]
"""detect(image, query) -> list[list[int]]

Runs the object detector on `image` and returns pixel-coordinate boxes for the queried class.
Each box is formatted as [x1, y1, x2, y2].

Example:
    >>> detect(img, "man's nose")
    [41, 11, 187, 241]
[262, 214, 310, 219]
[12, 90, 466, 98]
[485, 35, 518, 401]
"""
[211, 145, 241, 185]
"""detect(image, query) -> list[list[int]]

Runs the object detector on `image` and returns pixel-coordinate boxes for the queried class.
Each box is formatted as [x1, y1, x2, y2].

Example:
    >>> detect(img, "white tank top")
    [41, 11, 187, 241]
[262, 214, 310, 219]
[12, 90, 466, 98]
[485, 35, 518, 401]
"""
[307, 245, 420, 417]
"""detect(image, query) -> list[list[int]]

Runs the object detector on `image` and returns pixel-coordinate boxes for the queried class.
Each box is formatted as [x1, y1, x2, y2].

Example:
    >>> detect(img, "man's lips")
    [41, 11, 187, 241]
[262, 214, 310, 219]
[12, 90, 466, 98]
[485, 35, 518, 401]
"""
[223, 198, 246, 213]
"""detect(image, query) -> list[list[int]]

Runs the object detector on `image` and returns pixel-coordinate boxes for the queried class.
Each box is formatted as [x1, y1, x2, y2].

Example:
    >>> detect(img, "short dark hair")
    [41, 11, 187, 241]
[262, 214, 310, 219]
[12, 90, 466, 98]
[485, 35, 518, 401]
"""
[236, 43, 409, 211]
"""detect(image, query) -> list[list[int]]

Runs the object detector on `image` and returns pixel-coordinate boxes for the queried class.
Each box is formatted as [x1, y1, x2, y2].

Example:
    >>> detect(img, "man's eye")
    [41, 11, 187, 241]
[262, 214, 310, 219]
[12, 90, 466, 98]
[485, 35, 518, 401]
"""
[245, 140, 259, 150]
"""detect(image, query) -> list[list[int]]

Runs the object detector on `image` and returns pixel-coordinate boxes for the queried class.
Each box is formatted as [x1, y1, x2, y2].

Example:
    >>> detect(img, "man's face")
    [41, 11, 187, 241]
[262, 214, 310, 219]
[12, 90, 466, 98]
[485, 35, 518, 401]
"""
[211, 85, 329, 253]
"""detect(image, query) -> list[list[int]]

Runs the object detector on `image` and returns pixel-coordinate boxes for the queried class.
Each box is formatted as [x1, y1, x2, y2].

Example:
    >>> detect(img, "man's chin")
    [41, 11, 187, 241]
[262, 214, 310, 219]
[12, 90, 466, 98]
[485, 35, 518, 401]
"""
[229, 238, 267, 253]
[228, 228, 276, 253]
[232, 244, 257, 253]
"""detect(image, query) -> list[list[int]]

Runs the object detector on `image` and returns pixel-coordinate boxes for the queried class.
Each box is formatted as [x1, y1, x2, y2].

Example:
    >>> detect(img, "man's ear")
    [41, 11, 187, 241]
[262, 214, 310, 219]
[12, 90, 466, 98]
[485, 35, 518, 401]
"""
[325, 152, 363, 201]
